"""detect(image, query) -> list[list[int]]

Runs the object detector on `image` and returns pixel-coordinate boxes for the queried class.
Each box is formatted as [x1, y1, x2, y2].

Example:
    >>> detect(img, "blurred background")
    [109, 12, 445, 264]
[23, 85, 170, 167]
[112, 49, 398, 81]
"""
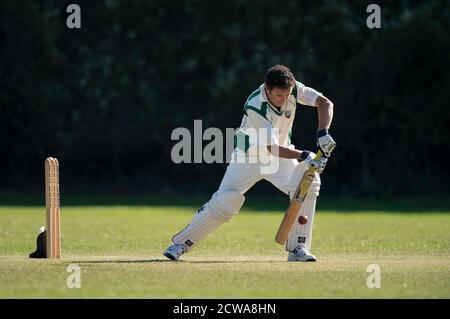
[1, 0, 449, 200]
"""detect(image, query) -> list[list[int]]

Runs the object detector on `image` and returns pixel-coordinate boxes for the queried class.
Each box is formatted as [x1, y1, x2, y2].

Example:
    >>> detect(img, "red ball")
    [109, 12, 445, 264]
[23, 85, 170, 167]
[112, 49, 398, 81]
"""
[298, 215, 308, 225]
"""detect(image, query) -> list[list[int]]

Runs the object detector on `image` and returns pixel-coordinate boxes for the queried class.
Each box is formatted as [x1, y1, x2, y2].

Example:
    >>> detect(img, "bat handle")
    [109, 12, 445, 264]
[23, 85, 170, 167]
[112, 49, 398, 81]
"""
[315, 149, 323, 159]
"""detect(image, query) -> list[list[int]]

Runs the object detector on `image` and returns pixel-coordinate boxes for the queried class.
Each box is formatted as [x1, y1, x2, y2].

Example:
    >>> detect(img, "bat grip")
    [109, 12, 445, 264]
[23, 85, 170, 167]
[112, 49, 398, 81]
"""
[314, 149, 323, 159]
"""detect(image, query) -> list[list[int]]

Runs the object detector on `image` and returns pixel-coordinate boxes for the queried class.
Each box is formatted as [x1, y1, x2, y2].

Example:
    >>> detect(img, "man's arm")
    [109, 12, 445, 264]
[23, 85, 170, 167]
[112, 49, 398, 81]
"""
[267, 145, 328, 173]
[316, 95, 334, 130]
[266, 144, 302, 159]
[294, 81, 333, 130]
[315, 95, 336, 157]
[265, 95, 334, 160]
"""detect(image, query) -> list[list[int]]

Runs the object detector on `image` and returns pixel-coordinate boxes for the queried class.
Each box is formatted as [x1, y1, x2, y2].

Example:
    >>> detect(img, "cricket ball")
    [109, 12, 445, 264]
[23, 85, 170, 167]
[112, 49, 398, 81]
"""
[298, 215, 308, 225]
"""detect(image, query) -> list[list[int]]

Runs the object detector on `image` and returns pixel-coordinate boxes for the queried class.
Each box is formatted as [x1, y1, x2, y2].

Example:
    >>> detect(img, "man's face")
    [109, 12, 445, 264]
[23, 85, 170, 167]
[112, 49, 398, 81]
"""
[265, 86, 293, 108]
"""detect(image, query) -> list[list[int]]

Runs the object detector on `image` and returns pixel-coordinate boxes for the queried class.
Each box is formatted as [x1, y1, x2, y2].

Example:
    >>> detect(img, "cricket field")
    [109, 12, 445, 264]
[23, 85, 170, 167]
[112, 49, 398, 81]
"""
[1, 195, 449, 298]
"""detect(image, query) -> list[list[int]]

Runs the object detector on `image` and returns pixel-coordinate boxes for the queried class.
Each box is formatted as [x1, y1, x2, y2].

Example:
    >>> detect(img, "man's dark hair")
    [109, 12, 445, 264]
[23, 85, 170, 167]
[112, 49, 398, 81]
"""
[264, 64, 295, 90]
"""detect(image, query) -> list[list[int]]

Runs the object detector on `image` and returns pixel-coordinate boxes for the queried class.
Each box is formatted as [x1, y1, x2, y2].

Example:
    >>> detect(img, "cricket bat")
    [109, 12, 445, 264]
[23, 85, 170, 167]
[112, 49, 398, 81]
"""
[275, 150, 323, 244]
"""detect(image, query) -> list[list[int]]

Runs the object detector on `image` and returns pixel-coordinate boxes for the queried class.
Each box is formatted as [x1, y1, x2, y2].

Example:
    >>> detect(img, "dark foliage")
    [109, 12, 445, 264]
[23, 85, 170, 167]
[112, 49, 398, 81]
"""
[1, 0, 448, 196]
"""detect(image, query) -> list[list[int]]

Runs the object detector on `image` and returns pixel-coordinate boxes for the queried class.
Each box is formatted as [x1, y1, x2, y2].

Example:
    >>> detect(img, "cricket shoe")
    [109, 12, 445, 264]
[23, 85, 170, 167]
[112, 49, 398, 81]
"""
[287, 245, 317, 262]
[163, 243, 188, 261]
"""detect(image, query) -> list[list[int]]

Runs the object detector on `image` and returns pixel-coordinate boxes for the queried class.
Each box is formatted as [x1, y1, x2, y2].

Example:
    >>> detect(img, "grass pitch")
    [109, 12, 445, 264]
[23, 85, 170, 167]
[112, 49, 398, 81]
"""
[0, 196, 449, 298]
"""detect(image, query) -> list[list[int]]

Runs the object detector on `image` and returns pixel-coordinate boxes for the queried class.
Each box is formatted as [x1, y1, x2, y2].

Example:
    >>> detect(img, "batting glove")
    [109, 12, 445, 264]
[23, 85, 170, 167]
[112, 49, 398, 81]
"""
[298, 150, 314, 162]
[307, 156, 328, 173]
[298, 150, 327, 173]
[317, 128, 336, 157]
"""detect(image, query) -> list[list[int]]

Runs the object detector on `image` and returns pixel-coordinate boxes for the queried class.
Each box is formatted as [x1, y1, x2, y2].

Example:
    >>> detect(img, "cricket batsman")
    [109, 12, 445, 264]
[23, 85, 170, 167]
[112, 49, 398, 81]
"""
[164, 64, 336, 262]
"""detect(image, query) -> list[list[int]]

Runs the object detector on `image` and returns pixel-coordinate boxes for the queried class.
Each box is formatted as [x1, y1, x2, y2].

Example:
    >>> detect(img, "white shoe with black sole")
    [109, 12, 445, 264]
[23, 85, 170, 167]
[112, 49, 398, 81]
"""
[163, 243, 188, 261]
[287, 245, 317, 262]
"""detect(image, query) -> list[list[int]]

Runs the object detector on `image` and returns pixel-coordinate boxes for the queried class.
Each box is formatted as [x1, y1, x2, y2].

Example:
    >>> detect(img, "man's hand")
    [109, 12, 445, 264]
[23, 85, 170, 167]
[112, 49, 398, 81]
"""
[298, 150, 328, 173]
[307, 156, 328, 173]
[298, 150, 314, 162]
[317, 128, 336, 157]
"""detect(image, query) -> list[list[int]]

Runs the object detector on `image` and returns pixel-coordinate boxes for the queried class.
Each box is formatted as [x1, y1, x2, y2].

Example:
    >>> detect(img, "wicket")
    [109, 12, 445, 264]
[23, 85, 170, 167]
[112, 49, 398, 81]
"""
[45, 157, 60, 258]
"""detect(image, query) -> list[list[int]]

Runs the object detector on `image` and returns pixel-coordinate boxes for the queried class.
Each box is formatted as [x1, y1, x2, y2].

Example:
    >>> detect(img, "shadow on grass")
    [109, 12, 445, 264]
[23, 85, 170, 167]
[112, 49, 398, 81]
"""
[1, 193, 449, 213]
[73, 259, 284, 264]
[73, 259, 172, 264]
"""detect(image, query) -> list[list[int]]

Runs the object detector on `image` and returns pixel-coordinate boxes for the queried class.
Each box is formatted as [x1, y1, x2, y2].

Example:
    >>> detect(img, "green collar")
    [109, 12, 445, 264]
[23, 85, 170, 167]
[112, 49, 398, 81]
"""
[266, 102, 283, 116]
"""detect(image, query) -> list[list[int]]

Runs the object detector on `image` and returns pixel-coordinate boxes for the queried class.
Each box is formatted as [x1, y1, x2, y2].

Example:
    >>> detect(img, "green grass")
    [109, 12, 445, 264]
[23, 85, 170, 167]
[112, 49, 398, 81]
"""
[0, 200, 449, 298]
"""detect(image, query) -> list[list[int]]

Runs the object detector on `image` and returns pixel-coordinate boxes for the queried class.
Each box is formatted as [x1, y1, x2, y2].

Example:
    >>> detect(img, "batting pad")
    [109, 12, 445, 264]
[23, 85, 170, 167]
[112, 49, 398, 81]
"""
[172, 191, 245, 249]
[286, 168, 320, 252]
[286, 193, 318, 251]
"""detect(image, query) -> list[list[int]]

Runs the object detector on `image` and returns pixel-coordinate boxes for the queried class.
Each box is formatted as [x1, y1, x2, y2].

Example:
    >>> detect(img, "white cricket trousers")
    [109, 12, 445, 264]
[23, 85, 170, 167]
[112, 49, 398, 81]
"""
[217, 157, 320, 251]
